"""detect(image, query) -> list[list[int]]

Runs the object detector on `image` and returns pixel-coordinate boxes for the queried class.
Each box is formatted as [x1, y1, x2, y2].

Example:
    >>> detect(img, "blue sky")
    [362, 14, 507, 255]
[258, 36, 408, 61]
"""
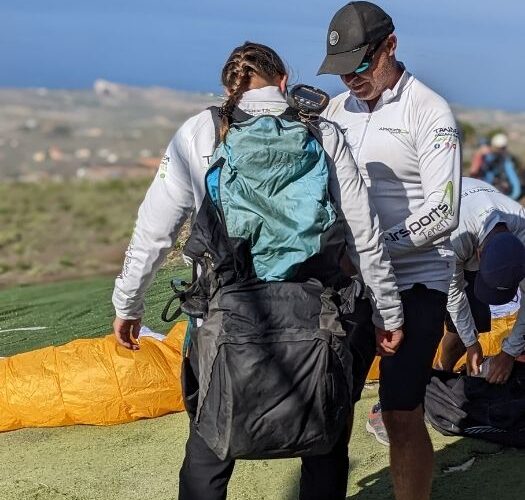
[1, 0, 522, 110]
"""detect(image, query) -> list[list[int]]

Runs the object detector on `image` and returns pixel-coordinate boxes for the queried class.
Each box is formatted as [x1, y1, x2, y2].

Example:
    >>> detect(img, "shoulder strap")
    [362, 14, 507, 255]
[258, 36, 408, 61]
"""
[305, 122, 324, 147]
[278, 106, 300, 123]
[207, 106, 222, 150]
[207, 105, 254, 149]
[277, 107, 325, 147]
[230, 107, 253, 123]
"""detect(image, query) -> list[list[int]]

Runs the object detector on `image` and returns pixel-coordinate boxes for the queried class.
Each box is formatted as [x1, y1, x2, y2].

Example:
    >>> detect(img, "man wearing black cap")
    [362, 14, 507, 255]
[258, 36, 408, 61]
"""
[443, 177, 525, 383]
[319, 2, 461, 499]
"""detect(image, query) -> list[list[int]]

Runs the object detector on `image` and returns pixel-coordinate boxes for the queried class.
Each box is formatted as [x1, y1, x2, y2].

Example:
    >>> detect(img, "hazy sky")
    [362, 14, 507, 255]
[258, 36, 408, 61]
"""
[1, 0, 522, 111]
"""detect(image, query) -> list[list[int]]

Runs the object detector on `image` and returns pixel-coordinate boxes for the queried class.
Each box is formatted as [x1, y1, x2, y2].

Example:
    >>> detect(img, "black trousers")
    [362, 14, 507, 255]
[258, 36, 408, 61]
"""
[178, 422, 350, 500]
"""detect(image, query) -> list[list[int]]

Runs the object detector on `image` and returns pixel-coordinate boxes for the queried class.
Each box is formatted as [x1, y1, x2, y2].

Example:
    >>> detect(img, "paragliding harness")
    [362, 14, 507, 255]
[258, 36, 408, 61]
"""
[162, 86, 359, 460]
[425, 364, 525, 447]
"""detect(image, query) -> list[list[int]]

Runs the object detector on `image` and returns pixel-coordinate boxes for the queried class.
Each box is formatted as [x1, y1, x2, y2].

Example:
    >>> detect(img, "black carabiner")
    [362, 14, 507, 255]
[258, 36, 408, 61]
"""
[161, 292, 184, 322]
[161, 278, 190, 322]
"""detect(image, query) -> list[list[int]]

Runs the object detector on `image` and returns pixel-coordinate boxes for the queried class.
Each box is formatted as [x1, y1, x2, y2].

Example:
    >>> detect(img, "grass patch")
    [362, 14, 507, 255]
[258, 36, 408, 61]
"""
[0, 178, 166, 287]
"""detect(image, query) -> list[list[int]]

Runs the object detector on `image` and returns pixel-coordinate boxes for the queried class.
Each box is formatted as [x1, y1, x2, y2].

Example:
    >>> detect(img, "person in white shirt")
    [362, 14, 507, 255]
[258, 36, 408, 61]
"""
[441, 177, 525, 384]
[112, 41, 403, 500]
[318, 2, 461, 499]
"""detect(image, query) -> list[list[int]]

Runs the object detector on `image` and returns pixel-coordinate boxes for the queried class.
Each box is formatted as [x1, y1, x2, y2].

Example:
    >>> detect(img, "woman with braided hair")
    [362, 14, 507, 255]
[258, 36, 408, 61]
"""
[217, 42, 288, 141]
[111, 41, 403, 499]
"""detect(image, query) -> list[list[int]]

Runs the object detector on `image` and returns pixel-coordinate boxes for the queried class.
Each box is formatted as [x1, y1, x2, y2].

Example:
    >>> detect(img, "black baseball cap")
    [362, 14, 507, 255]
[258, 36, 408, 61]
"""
[474, 232, 525, 305]
[317, 1, 395, 75]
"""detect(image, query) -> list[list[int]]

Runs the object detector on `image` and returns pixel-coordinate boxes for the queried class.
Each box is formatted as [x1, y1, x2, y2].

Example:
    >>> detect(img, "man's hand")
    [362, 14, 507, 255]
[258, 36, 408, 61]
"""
[375, 327, 404, 356]
[113, 316, 141, 350]
[486, 351, 515, 384]
[466, 341, 484, 376]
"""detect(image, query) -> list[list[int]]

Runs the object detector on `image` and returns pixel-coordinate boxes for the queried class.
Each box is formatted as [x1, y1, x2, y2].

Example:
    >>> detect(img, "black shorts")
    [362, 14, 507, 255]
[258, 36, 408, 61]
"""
[343, 284, 448, 411]
[444, 270, 491, 334]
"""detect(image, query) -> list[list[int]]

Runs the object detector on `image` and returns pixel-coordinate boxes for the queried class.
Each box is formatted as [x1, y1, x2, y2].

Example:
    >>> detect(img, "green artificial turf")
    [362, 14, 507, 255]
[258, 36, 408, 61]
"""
[0, 266, 190, 357]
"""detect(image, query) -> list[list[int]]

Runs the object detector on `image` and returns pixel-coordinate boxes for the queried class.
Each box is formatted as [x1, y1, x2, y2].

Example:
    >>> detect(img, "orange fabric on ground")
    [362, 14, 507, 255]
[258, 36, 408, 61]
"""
[0, 322, 187, 433]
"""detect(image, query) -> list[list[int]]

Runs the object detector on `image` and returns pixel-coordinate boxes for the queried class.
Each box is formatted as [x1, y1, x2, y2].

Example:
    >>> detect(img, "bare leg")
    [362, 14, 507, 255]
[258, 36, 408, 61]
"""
[382, 406, 433, 500]
[438, 330, 466, 371]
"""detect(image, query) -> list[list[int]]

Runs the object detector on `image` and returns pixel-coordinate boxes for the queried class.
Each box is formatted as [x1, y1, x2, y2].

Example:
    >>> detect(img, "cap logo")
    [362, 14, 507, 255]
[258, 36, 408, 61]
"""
[329, 30, 339, 46]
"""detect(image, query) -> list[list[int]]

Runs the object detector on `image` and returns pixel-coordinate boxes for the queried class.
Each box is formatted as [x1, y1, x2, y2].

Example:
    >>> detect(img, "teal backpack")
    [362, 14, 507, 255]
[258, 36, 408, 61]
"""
[200, 106, 340, 281]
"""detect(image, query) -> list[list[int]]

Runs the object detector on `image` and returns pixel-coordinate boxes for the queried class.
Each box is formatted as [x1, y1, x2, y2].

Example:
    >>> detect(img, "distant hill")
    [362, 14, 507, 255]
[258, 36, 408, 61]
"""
[0, 81, 523, 181]
[453, 104, 525, 161]
[0, 81, 220, 181]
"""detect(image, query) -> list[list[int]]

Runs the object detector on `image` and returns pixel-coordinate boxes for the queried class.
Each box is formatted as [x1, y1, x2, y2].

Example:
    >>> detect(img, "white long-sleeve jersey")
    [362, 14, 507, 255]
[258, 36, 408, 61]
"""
[447, 177, 525, 357]
[112, 86, 403, 330]
[323, 68, 461, 293]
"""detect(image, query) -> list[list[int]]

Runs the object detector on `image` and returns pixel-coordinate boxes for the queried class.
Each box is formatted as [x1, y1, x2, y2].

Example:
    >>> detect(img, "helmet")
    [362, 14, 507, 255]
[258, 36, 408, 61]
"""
[491, 133, 508, 149]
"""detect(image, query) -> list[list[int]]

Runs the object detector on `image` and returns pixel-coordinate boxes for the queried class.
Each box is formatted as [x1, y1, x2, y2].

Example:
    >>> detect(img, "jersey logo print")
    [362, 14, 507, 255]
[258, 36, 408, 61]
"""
[385, 181, 455, 242]
[379, 127, 409, 135]
[158, 155, 169, 179]
[202, 154, 214, 166]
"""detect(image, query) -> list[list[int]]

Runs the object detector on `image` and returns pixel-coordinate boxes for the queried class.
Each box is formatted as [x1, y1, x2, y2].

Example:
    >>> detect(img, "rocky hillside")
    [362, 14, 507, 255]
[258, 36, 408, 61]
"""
[0, 82, 523, 181]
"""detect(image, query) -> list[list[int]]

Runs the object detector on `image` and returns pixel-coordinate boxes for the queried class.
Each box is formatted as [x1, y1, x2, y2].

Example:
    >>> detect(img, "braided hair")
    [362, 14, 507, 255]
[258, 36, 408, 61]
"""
[219, 42, 287, 141]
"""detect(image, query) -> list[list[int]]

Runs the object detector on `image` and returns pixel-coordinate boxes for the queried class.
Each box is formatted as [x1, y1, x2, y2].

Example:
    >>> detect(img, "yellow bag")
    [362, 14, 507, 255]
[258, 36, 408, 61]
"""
[0, 322, 187, 432]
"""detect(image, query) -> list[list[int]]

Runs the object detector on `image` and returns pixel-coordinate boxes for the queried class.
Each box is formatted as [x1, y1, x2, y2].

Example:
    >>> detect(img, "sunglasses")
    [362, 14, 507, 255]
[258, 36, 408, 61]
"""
[353, 37, 387, 74]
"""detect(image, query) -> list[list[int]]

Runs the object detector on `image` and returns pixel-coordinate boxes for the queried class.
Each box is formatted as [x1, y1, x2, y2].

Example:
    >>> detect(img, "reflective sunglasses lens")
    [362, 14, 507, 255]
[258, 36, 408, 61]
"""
[354, 61, 370, 74]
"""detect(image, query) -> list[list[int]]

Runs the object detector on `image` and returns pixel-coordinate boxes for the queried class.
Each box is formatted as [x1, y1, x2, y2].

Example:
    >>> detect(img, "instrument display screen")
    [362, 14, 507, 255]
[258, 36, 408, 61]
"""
[294, 86, 326, 105]
[287, 84, 330, 115]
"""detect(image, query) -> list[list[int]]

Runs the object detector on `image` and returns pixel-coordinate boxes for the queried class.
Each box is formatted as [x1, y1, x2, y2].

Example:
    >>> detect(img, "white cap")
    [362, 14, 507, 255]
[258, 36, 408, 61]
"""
[491, 133, 508, 149]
